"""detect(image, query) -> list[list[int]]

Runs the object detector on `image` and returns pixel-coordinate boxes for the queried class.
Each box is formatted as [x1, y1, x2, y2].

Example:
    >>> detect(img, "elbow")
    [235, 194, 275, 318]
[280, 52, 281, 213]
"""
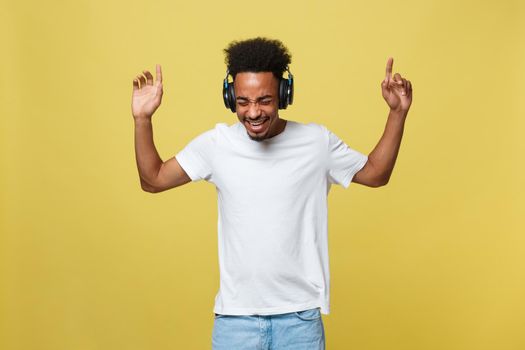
[141, 185, 158, 193]
[140, 178, 161, 193]
[368, 180, 386, 188]
[370, 174, 390, 188]
[374, 179, 389, 187]
[362, 160, 391, 188]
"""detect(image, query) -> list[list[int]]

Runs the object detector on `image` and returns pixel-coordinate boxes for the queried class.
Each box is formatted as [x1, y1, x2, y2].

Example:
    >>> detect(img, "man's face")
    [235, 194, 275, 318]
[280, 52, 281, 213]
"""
[234, 72, 282, 142]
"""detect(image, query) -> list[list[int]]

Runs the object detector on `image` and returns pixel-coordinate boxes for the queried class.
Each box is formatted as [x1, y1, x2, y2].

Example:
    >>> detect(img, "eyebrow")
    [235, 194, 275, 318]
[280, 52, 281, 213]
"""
[236, 95, 273, 101]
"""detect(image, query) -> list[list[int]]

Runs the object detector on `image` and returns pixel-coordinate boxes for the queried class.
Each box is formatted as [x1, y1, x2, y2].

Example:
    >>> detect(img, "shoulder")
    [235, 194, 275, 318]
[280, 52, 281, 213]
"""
[309, 123, 343, 146]
[287, 121, 328, 137]
[182, 125, 220, 150]
[191, 122, 230, 141]
[212, 121, 242, 138]
[299, 123, 352, 152]
[295, 121, 332, 147]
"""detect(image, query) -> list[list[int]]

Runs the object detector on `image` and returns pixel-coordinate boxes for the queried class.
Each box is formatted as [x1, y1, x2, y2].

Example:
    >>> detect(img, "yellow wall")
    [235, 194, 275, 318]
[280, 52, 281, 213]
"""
[1, 0, 524, 349]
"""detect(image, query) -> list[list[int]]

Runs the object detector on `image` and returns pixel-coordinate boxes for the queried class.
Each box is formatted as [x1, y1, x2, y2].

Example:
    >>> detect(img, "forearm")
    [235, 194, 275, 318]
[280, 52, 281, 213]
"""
[134, 118, 163, 186]
[368, 109, 407, 184]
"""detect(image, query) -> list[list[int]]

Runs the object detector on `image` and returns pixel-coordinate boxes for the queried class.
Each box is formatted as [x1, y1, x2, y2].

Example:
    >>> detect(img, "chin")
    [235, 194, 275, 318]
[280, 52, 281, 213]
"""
[246, 130, 269, 142]
[242, 118, 273, 142]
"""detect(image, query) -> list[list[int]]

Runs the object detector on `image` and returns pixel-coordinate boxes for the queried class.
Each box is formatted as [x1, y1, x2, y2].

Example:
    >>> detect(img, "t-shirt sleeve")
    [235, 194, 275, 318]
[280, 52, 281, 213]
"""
[175, 129, 215, 182]
[325, 127, 368, 189]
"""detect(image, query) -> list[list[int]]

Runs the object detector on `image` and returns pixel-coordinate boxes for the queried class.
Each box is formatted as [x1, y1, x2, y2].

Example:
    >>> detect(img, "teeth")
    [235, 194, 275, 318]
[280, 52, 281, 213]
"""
[249, 119, 266, 125]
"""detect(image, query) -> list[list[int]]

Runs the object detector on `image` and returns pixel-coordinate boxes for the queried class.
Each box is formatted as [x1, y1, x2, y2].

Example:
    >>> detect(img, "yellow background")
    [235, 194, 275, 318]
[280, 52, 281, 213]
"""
[1, 0, 524, 349]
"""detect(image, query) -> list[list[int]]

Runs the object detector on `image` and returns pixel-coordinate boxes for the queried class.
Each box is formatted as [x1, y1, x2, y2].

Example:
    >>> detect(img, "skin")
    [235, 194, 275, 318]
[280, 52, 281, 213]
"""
[233, 71, 287, 142]
[351, 57, 413, 187]
[131, 57, 413, 192]
[132, 65, 191, 192]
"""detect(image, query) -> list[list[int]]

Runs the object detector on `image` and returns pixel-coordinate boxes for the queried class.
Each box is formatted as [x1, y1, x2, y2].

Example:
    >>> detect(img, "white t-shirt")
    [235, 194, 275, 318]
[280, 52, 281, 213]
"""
[175, 120, 368, 315]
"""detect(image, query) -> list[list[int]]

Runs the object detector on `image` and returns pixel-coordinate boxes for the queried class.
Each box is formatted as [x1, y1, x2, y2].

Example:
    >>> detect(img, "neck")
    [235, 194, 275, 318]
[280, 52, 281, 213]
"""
[270, 118, 287, 138]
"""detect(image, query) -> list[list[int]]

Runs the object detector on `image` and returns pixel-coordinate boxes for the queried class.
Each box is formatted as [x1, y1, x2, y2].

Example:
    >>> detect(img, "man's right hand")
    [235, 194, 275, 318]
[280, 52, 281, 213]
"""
[132, 64, 163, 120]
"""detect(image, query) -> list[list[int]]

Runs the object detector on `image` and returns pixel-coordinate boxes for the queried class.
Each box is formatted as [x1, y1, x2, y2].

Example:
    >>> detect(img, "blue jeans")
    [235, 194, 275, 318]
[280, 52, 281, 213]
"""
[212, 307, 325, 350]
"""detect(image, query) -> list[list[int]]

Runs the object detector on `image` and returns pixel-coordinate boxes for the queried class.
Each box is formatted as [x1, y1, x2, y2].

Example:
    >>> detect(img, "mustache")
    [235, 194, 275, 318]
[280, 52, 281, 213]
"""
[244, 117, 269, 122]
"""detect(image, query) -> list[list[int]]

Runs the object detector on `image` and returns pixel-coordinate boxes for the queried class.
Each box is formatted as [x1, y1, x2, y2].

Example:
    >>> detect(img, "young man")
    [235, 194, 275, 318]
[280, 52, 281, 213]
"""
[132, 37, 412, 350]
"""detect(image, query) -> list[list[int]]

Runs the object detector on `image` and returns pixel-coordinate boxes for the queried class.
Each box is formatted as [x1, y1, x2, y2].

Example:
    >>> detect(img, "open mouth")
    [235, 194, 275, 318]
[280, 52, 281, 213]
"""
[245, 118, 269, 133]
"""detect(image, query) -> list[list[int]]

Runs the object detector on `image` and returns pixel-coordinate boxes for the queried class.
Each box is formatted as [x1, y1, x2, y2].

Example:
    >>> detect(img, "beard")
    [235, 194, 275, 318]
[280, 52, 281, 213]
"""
[247, 132, 267, 142]
[244, 118, 272, 142]
[240, 115, 284, 142]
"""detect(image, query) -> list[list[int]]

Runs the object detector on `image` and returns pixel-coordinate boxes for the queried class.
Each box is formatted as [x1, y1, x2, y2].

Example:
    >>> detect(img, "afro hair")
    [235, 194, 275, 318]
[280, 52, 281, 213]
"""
[224, 37, 292, 80]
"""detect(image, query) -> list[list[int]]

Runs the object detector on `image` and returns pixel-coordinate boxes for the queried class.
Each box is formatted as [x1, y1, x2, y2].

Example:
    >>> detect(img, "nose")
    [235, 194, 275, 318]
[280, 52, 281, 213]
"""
[246, 103, 262, 119]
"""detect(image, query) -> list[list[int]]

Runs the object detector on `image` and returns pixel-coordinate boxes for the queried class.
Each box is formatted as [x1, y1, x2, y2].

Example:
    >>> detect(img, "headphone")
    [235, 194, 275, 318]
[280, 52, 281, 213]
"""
[222, 66, 294, 113]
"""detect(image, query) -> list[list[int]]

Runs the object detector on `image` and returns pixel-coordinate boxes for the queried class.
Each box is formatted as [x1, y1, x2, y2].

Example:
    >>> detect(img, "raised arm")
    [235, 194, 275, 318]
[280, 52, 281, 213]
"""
[132, 65, 191, 193]
[352, 57, 413, 187]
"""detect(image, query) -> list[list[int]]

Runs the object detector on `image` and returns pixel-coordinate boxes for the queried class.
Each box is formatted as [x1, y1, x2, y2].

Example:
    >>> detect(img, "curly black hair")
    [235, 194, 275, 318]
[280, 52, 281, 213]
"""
[224, 37, 292, 80]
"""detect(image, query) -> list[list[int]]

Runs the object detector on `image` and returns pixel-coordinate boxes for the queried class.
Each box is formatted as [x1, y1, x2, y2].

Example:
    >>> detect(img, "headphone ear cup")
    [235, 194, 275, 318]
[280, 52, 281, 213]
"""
[222, 81, 230, 110]
[288, 75, 294, 106]
[279, 78, 288, 109]
[222, 77, 237, 113]
[227, 83, 236, 112]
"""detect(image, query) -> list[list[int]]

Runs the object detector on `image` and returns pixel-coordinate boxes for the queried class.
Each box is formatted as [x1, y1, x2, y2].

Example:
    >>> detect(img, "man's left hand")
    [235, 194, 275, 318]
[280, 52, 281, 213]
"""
[381, 57, 412, 113]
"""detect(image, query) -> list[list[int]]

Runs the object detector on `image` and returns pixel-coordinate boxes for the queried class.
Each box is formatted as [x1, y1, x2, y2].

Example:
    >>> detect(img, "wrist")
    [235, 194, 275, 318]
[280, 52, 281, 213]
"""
[389, 108, 408, 119]
[134, 117, 152, 127]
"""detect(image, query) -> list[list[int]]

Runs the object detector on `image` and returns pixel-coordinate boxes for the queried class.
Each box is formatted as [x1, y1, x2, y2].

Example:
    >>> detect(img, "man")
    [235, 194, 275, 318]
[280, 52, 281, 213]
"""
[132, 37, 412, 350]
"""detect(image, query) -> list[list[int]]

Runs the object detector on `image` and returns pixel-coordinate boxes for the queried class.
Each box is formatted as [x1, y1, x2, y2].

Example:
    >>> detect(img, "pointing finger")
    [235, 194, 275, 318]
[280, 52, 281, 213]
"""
[143, 70, 154, 85]
[385, 57, 393, 82]
[133, 78, 139, 91]
[156, 64, 163, 84]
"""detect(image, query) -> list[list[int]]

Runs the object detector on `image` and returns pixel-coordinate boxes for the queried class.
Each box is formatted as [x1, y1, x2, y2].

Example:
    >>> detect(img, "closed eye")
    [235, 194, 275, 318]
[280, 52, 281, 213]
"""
[236, 96, 274, 107]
